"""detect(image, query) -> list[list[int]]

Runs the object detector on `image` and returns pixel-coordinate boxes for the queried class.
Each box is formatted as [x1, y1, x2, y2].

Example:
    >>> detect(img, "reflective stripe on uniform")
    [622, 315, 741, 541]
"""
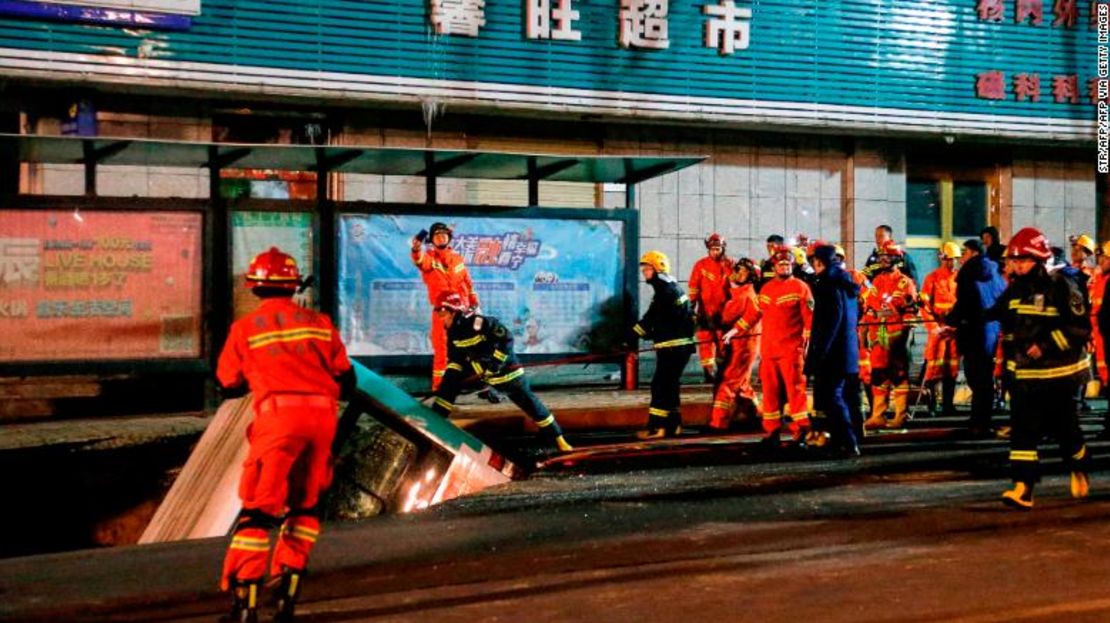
[247, 327, 332, 350]
[487, 367, 525, 385]
[1008, 301, 1060, 317]
[633, 324, 647, 337]
[536, 415, 556, 428]
[453, 335, 486, 348]
[493, 349, 509, 362]
[648, 407, 669, 417]
[1013, 357, 1091, 380]
[434, 397, 455, 412]
[1073, 445, 1088, 461]
[1050, 329, 1068, 350]
[675, 295, 689, 305]
[446, 362, 463, 372]
[1010, 450, 1039, 462]
[289, 526, 319, 543]
[230, 536, 270, 552]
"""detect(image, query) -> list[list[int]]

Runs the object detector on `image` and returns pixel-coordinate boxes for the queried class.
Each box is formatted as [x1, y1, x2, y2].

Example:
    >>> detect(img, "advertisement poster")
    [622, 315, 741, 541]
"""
[231, 211, 314, 317]
[0, 209, 203, 362]
[337, 214, 624, 357]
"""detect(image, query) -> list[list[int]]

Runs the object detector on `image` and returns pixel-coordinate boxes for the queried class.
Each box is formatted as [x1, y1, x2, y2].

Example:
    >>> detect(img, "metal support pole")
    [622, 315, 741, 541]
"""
[82, 139, 96, 197]
[425, 151, 437, 205]
[206, 146, 229, 409]
[527, 156, 539, 207]
[316, 152, 337, 317]
[622, 182, 639, 391]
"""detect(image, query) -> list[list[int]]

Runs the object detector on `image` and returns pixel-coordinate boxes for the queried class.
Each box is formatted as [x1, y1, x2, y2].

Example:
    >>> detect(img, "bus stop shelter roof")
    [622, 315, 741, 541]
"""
[1, 134, 705, 185]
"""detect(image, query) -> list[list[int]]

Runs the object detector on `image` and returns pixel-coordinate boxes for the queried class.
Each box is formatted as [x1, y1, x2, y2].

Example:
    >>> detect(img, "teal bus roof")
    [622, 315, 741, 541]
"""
[0, 134, 705, 184]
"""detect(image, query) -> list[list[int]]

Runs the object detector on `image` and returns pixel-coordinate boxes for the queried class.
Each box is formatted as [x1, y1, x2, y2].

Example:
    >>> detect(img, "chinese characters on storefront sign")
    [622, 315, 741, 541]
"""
[432, 0, 754, 55]
[974, 1, 1100, 104]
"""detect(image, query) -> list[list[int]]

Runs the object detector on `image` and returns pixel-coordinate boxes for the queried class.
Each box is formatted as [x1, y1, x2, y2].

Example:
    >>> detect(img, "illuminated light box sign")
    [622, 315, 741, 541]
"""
[337, 213, 625, 358]
[0, 0, 198, 29]
[0, 209, 203, 362]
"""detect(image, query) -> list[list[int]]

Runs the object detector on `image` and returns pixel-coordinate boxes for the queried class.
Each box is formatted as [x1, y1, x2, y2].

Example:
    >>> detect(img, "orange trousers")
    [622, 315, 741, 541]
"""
[221, 395, 336, 589]
[923, 331, 959, 383]
[759, 352, 810, 435]
[431, 310, 447, 390]
[696, 328, 723, 371]
[710, 337, 759, 429]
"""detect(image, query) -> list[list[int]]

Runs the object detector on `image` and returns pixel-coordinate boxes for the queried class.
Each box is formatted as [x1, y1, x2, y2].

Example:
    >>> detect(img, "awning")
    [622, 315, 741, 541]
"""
[0, 134, 704, 184]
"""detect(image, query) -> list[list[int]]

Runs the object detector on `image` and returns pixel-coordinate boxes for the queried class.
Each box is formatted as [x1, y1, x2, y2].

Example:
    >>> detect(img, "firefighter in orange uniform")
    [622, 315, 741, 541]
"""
[862, 240, 918, 430]
[711, 258, 762, 430]
[688, 233, 734, 382]
[921, 242, 961, 417]
[1093, 242, 1110, 437]
[412, 222, 480, 390]
[757, 245, 814, 442]
[216, 247, 354, 623]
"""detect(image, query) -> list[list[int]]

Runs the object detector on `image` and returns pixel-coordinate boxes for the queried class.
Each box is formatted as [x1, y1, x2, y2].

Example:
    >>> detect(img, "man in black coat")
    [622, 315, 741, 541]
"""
[805, 245, 861, 455]
[944, 239, 1006, 436]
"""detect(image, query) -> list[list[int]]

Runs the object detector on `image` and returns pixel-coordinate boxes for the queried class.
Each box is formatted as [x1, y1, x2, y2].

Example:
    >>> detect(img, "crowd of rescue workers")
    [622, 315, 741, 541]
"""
[209, 221, 1107, 622]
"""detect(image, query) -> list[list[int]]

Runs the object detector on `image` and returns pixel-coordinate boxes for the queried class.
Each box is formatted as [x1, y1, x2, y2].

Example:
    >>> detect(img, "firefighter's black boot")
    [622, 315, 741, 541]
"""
[272, 569, 304, 623]
[221, 580, 260, 623]
[941, 376, 956, 418]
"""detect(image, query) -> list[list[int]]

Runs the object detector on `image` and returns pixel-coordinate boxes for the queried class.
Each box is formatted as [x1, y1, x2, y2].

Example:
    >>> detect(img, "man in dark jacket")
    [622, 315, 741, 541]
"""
[863, 224, 918, 285]
[944, 239, 1006, 436]
[634, 250, 696, 439]
[805, 245, 861, 455]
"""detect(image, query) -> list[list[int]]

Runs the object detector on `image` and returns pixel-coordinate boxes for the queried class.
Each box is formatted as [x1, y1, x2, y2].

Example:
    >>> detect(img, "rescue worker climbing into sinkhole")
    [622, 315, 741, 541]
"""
[428, 292, 573, 453]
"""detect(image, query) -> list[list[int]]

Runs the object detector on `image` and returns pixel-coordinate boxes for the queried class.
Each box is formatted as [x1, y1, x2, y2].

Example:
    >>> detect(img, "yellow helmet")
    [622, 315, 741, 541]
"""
[833, 244, 846, 258]
[791, 247, 807, 265]
[1101, 241, 1110, 257]
[1074, 234, 1096, 254]
[640, 250, 671, 274]
[940, 242, 961, 260]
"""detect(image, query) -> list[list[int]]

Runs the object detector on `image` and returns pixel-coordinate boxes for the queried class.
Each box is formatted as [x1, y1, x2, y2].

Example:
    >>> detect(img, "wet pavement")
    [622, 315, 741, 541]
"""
[3, 408, 1110, 622]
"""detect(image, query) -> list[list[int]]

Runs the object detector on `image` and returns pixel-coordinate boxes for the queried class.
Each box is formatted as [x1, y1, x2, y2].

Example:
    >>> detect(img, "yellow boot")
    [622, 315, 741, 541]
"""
[555, 435, 574, 452]
[1071, 471, 1090, 499]
[1002, 481, 1034, 510]
[863, 386, 889, 430]
[886, 383, 911, 429]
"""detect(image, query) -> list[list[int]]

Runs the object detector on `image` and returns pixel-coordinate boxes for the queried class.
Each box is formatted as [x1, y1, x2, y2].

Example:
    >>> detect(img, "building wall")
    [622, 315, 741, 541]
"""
[1012, 159, 1097, 245]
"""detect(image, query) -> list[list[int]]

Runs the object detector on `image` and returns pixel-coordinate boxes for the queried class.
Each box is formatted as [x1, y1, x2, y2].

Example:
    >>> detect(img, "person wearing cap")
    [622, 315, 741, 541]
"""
[991, 227, 1092, 510]
[429, 292, 573, 452]
[688, 233, 734, 382]
[980, 226, 1007, 266]
[412, 222, 480, 390]
[758, 234, 785, 291]
[713, 258, 762, 431]
[756, 244, 815, 444]
[862, 240, 918, 430]
[805, 244, 862, 456]
[944, 239, 1006, 437]
[920, 242, 961, 418]
[216, 247, 355, 623]
[634, 250, 696, 439]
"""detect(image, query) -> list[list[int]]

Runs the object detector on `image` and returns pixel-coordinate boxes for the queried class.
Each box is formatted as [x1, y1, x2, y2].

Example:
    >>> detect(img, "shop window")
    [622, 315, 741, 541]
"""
[906, 176, 990, 280]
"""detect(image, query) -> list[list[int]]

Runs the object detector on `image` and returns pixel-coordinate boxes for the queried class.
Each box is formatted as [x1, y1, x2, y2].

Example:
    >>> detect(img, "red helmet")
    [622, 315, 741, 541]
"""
[730, 258, 758, 285]
[705, 232, 726, 250]
[878, 239, 904, 258]
[771, 244, 793, 265]
[246, 247, 300, 290]
[805, 239, 827, 258]
[1008, 227, 1052, 261]
[436, 292, 470, 313]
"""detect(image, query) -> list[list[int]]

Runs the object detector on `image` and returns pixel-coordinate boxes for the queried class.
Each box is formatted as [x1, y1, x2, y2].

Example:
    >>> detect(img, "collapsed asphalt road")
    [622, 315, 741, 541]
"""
[4, 412, 1110, 623]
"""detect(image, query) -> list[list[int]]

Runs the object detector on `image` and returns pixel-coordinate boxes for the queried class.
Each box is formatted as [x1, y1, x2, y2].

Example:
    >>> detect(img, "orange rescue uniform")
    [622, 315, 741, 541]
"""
[1090, 271, 1108, 385]
[216, 297, 351, 588]
[710, 282, 761, 429]
[863, 268, 917, 424]
[756, 276, 814, 436]
[920, 264, 959, 382]
[849, 268, 872, 385]
[689, 254, 734, 371]
[412, 245, 479, 389]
